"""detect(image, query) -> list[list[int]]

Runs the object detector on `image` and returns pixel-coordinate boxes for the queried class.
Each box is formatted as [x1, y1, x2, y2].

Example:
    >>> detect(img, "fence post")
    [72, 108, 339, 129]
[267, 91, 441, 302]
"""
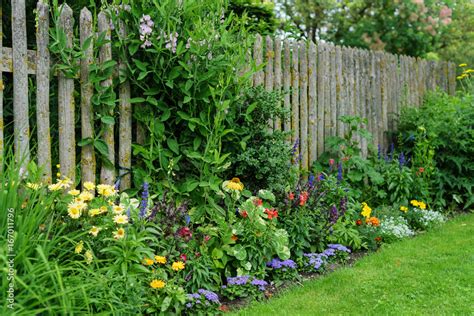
[98, 11, 115, 185]
[36, 1, 52, 183]
[265, 36, 274, 130]
[12, 0, 30, 174]
[316, 43, 326, 155]
[273, 39, 282, 131]
[283, 40, 291, 134]
[291, 41, 299, 152]
[80, 8, 96, 187]
[118, 20, 132, 190]
[253, 34, 264, 86]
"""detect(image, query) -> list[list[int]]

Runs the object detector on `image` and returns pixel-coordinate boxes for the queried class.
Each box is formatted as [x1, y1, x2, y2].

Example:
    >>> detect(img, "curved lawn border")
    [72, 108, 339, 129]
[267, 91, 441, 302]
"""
[235, 213, 474, 315]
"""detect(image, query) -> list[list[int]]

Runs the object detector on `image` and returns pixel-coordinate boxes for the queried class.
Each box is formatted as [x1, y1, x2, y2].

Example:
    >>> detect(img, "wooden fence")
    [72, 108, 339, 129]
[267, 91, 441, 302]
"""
[0, 2, 456, 189]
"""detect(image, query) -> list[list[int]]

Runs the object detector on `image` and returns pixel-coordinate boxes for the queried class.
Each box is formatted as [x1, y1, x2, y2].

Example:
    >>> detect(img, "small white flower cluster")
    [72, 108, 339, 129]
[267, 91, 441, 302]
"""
[380, 216, 415, 239]
[413, 208, 446, 228]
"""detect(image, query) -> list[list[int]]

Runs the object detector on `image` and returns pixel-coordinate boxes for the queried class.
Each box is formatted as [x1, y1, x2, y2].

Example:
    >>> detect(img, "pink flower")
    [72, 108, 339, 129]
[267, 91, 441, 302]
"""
[329, 159, 335, 166]
[439, 6, 452, 19]
[180, 253, 187, 262]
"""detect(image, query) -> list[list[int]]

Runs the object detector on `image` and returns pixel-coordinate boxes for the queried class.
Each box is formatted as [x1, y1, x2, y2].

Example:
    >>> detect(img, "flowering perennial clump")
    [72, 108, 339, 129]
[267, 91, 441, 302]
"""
[380, 216, 415, 240]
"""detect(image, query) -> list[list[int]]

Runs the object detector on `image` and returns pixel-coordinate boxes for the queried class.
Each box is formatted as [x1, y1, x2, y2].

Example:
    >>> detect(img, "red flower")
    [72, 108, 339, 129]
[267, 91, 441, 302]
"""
[254, 198, 263, 206]
[241, 210, 248, 218]
[204, 235, 211, 242]
[177, 227, 192, 240]
[265, 208, 278, 220]
[195, 252, 201, 258]
[375, 236, 382, 242]
[180, 253, 187, 262]
[329, 159, 335, 166]
[288, 192, 295, 200]
[419, 167, 425, 173]
[355, 219, 363, 226]
[299, 191, 309, 206]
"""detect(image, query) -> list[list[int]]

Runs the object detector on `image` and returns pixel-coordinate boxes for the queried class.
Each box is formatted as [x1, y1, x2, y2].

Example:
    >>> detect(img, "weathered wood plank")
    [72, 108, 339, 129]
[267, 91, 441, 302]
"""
[360, 50, 368, 158]
[353, 49, 361, 150]
[12, 0, 30, 174]
[80, 8, 96, 187]
[98, 11, 115, 185]
[316, 43, 325, 155]
[118, 20, 132, 190]
[283, 40, 291, 134]
[1, 47, 36, 74]
[374, 52, 383, 148]
[448, 62, 456, 95]
[253, 34, 264, 86]
[335, 45, 343, 138]
[58, 4, 75, 181]
[299, 41, 308, 170]
[308, 41, 317, 164]
[265, 36, 274, 129]
[291, 41, 299, 151]
[273, 39, 282, 131]
[369, 51, 378, 147]
[36, 1, 52, 183]
[329, 44, 337, 138]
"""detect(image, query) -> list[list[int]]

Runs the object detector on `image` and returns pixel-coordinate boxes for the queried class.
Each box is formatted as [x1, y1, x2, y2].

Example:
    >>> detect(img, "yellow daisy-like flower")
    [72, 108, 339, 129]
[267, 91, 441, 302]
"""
[113, 228, 126, 239]
[112, 204, 125, 214]
[150, 279, 166, 289]
[68, 189, 81, 196]
[171, 261, 185, 271]
[97, 184, 117, 197]
[225, 178, 244, 191]
[89, 208, 101, 217]
[410, 200, 419, 207]
[83, 181, 95, 191]
[459, 63, 467, 67]
[89, 226, 101, 237]
[143, 258, 154, 266]
[48, 182, 63, 191]
[465, 69, 474, 74]
[26, 182, 42, 190]
[68, 204, 82, 219]
[113, 214, 129, 225]
[154, 256, 167, 264]
[85, 250, 93, 265]
[75, 241, 84, 254]
[99, 206, 108, 214]
[418, 201, 426, 210]
[361, 202, 372, 218]
[400, 206, 408, 212]
[78, 191, 94, 202]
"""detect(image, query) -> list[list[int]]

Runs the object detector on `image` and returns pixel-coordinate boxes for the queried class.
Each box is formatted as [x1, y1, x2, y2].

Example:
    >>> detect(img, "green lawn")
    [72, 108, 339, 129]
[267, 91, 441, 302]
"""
[236, 213, 474, 315]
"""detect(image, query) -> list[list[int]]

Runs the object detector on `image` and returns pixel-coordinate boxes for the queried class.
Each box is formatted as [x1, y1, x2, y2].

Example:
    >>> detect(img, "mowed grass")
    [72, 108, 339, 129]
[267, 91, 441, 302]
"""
[236, 213, 474, 316]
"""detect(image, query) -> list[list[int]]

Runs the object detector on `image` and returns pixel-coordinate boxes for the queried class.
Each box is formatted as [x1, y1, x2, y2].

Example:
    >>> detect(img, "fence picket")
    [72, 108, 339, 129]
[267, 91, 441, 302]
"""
[265, 36, 274, 129]
[329, 44, 337, 138]
[253, 34, 264, 86]
[98, 11, 115, 185]
[118, 21, 132, 190]
[12, 0, 30, 174]
[58, 4, 75, 182]
[274, 39, 282, 131]
[308, 41, 317, 164]
[283, 40, 291, 133]
[80, 8, 95, 187]
[335, 45, 343, 138]
[36, 1, 51, 183]
[299, 41, 308, 170]
[291, 41, 299, 151]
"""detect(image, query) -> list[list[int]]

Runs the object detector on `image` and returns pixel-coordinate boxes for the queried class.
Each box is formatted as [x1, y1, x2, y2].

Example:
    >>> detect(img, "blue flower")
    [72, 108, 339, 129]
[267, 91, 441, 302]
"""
[337, 163, 343, 182]
[399, 152, 406, 168]
[139, 182, 149, 218]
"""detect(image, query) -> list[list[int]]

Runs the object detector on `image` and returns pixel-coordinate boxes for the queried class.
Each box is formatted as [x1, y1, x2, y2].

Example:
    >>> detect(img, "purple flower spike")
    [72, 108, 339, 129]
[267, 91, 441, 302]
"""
[139, 182, 149, 218]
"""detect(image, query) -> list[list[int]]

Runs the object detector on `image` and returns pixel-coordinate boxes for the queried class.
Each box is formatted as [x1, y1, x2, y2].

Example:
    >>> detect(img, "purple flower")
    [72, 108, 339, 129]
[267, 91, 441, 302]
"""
[267, 258, 297, 269]
[329, 205, 338, 224]
[186, 303, 192, 308]
[327, 243, 351, 253]
[227, 275, 250, 286]
[291, 138, 299, 159]
[339, 197, 347, 217]
[318, 173, 325, 182]
[377, 144, 382, 160]
[399, 152, 406, 168]
[139, 182, 149, 218]
[308, 173, 315, 188]
[337, 163, 343, 182]
[197, 289, 220, 303]
[304, 253, 325, 270]
[251, 278, 268, 291]
[322, 248, 336, 257]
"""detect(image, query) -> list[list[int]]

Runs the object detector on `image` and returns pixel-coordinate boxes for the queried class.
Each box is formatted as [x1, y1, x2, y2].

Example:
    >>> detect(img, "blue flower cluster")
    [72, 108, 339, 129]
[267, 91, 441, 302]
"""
[266, 258, 297, 270]
[304, 243, 351, 271]
[186, 289, 220, 308]
[225, 275, 268, 291]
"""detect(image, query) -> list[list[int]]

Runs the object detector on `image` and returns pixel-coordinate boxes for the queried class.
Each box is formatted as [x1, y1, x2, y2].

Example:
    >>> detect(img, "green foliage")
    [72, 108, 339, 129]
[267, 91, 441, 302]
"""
[398, 90, 474, 209]
[229, 0, 279, 35]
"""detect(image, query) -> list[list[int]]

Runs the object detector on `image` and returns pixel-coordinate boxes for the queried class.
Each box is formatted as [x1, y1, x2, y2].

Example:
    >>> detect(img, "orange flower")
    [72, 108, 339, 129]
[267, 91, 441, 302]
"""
[355, 219, 362, 226]
[366, 216, 380, 227]
[264, 208, 278, 220]
[288, 192, 295, 200]
[375, 236, 382, 242]
[231, 234, 238, 241]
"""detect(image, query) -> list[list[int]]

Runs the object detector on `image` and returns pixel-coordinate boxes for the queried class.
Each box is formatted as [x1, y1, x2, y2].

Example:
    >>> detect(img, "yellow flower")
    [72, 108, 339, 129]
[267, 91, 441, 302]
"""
[464, 69, 474, 74]
[150, 279, 166, 289]
[99, 206, 108, 214]
[154, 256, 167, 264]
[223, 178, 244, 191]
[56, 164, 61, 168]
[171, 261, 185, 271]
[143, 258, 154, 266]
[48, 182, 63, 191]
[75, 241, 84, 254]
[85, 250, 93, 264]
[83, 181, 95, 191]
[89, 208, 101, 217]
[112, 204, 125, 214]
[26, 182, 42, 190]
[97, 184, 117, 197]
[113, 228, 126, 239]
[459, 63, 467, 67]
[113, 214, 129, 225]
[68, 189, 81, 196]
[89, 226, 101, 237]
[418, 201, 426, 210]
[400, 206, 408, 212]
[410, 200, 419, 207]
[68, 203, 83, 219]
[78, 191, 94, 202]
[361, 202, 372, 218]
